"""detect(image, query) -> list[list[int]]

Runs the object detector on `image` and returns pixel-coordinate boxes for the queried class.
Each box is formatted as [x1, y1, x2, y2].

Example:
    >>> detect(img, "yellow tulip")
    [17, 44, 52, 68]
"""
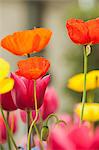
[0, 58, 14, 94]
[75, 103, 99, 122]
[67, 70, 99, 92]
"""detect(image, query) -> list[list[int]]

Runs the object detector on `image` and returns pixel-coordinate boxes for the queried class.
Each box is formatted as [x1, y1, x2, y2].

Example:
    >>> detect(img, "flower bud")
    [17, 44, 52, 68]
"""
[41, 126, 49, 141]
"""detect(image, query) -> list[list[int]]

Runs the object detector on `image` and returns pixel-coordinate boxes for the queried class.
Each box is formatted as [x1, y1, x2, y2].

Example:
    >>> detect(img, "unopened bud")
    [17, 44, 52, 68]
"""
[41, 126, 49, 141]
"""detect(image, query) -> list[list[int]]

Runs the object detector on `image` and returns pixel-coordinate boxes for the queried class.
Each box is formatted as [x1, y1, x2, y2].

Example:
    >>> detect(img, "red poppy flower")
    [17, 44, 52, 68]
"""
[66, 18, 99, 45]
[16, 57, 50, 80]
[1, 28, 52, 55]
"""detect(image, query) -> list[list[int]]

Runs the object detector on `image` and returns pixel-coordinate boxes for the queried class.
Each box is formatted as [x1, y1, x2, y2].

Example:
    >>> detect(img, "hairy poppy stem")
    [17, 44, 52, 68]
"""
[27, 80, 44, 150]
[80, 45, 88, 124]
[7, 111, 12, 150]
[0, 107, 18, 150]
[45, 113, 59, 126]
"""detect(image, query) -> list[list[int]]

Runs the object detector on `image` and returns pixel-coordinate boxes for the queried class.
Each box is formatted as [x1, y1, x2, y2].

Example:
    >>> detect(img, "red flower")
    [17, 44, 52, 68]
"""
[1, 28, 52, 55]
[16, 57, 50, 80]
[66, 18, 99, 45]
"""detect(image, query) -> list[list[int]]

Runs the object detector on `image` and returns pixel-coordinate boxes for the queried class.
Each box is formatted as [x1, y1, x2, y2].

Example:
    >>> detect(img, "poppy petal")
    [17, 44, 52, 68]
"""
[66, 19, 89, 44]
[86, 18, 99, 44]
[17, 57, 50, 80]
[0, 58, 10, 81]
[0, 78, 14, 94]
[1, 28, 52, 55]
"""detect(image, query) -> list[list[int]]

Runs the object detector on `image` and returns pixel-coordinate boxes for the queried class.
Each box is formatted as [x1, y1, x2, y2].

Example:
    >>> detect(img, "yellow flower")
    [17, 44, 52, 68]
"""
[67, 73, 84, 92]
[0, 58, 14, 94]
[67, 70, 99, 92]
[0, 58, 10, 81]
[87, 70, 99, 89]
[75, 103, 99, 122]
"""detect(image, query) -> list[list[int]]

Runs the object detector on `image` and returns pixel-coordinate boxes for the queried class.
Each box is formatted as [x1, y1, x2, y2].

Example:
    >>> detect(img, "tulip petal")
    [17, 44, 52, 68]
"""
[11, 73, 29, 109]
[0, 91, 17, 111]
[36, 75, 50, 109]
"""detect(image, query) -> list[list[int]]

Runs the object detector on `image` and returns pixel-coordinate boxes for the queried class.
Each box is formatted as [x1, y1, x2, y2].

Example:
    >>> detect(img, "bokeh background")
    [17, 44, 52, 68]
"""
[0, 0, 99, 142]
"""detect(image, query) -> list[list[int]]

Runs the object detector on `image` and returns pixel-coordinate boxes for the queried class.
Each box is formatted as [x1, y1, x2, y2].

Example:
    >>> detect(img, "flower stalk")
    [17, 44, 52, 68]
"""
[80, 45, 88, 124]
[27, 110, 30, 135]
[27, 80, 38, 150]
[45, 113, 59, 126]
[7, 111, 12, 150]
[0, 145, 4, 150]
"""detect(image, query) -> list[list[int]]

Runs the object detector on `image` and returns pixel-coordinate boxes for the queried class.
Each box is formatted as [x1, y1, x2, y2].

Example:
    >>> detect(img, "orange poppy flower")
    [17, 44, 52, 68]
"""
[16, 57, 50, 80]
[66, 18, 99, 45]
[1, 28, 52, 55]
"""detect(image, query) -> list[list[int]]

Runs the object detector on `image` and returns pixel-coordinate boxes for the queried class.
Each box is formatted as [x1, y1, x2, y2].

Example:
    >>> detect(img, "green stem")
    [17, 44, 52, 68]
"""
[7, 111, 12, 150]
[27, 110, 30, 135]
[45, 113, 59, 126]
[0, 107, 18, 150]
[80, 46, 88, 124]
[27, 80, 38, 150]
[56, 120, 67, 126]
[34, 124, 44, 150]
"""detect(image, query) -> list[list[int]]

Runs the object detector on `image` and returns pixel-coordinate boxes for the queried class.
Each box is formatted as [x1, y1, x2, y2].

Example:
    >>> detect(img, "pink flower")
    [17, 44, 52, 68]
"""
[90, 127, 99, 150]
[11, 73, 50, 110]
[47, 124, 93, 150]
[40, 87, 59, 120]
[47, 125, 76, 150]
[0, 114, 7, 144]
[0, 92, 17, 111]
[68, 125, 93, 150]
[0, 112, 18, 144]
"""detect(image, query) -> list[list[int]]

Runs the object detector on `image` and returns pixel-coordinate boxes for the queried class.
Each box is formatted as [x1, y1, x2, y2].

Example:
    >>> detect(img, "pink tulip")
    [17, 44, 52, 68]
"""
[90, 127, 99, 150]
[68, 125, 93, 150]
[0, 114, 7, 144]
[20, 110, 39, 123]
[0, 92, 17, 111]
[47, 125, 76, 150]
[10, 73, 50, 110]
[0, 112, 17, 144]
[47, 124, 93, 150]
[40, 87, 59, 120]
